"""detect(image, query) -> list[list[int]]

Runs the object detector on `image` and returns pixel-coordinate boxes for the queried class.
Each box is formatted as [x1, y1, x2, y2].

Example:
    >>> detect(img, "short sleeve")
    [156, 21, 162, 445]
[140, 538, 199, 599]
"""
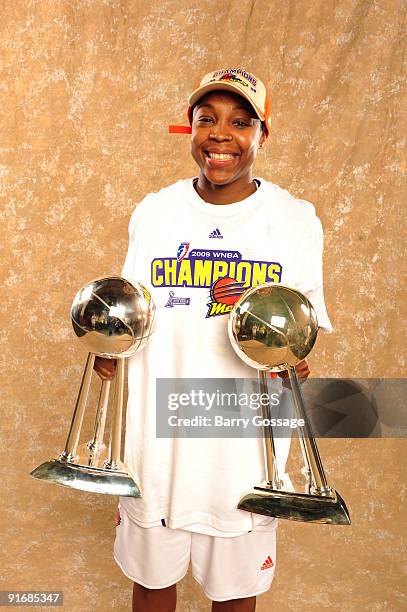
[121, 208, 137, 281]
[294, 215, 333, 333]
[121, 203, 144, 282]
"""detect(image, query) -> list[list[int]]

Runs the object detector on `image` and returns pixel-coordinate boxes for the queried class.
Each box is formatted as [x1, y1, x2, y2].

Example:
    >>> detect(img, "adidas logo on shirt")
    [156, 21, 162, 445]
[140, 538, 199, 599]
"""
[209, 228, 223, 239]
[260, 555, 274, 570]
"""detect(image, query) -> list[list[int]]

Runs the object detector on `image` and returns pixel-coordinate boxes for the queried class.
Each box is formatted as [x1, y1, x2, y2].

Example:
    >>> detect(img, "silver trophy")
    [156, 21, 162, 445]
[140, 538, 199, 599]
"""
[31, 276, 156, 497]
[228, 283, 350, 525]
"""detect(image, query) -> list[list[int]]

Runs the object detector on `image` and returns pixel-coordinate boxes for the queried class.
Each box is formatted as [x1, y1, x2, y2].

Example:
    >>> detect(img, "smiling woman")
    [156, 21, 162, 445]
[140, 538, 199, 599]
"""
[190, 91, 267, 204]
[94, 67, 333, 612]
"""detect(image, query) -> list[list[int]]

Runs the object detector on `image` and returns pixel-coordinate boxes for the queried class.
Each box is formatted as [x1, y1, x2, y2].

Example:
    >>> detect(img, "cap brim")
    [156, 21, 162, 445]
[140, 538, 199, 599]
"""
[188, 82, 265, 122]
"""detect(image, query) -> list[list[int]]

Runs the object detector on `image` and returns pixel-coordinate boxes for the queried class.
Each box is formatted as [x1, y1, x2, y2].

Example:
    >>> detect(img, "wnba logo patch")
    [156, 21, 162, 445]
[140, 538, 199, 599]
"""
[116, 508, 121, 527]
[177, 242, 190, 262]
[206, 277, 246, 318]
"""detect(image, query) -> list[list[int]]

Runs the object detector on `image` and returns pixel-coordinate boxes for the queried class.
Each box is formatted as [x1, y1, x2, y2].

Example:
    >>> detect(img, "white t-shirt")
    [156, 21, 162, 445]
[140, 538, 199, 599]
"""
[120, 177, 332, 537]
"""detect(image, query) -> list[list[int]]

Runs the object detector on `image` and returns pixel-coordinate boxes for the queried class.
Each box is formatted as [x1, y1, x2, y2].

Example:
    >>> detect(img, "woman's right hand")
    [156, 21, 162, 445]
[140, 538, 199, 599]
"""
[94, 356, 117, 380]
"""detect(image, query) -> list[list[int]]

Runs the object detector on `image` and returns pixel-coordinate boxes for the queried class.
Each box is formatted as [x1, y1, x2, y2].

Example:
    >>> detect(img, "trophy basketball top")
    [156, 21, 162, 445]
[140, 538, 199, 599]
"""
[71, 276, 156, 358]
[228, 283, 318, 372]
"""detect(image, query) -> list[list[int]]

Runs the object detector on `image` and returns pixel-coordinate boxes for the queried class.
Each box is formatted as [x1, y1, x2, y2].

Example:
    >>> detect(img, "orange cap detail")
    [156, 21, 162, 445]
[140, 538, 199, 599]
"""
[168, 125, 192, 134]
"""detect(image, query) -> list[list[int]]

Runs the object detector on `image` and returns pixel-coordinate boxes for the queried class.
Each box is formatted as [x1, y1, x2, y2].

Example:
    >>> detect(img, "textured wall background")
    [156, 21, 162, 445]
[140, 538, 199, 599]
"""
[1, 0, 406, 610]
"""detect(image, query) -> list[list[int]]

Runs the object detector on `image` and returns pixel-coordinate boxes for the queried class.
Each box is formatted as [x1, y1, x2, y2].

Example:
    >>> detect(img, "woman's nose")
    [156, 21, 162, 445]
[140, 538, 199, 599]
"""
[209, 122, 233, 141]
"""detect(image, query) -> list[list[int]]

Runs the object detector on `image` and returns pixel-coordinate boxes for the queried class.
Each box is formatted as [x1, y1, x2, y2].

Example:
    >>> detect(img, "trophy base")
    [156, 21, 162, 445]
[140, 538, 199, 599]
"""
[238, 484, 350, 525]
[30, 459, 141, 497]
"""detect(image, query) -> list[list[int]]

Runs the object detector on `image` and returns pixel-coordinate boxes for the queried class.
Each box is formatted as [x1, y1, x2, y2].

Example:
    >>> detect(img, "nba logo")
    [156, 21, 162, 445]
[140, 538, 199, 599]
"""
[177, 242, 190, 262]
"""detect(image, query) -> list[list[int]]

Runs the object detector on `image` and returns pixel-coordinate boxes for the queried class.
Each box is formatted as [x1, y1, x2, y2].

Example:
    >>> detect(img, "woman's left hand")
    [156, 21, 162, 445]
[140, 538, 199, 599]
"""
[278, 359, 310, 383]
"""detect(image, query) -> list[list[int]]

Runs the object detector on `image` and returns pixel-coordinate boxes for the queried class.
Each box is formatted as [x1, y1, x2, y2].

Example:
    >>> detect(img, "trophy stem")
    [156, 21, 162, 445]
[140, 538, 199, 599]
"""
[61, 352, 95, 462]
[87, 379, 111, 453]
[287, 367, 331, 495]
[258, 370, 282, 489]
[105, 357, 125, 470]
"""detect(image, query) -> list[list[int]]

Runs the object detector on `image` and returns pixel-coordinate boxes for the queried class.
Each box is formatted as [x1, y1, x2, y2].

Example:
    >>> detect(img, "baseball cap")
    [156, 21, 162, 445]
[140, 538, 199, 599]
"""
[169, 68, 271, 136]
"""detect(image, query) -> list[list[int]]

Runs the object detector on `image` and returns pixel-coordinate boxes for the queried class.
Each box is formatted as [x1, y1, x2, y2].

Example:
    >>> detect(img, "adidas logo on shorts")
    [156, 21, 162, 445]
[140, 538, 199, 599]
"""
[260, 555, 274, 570]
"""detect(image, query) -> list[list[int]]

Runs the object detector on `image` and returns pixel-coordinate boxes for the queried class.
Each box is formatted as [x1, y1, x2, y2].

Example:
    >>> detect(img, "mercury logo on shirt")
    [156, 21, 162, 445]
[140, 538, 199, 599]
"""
[206, 277, 245, 318]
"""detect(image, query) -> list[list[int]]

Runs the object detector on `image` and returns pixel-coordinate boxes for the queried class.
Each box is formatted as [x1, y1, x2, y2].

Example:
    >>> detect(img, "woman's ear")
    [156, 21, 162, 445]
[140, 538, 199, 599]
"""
[258, 129, 267, 149]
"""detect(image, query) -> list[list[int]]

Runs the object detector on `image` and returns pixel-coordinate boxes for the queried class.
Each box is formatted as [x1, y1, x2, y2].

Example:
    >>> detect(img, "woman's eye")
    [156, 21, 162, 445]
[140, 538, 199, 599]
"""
[195, 117, 250, 127]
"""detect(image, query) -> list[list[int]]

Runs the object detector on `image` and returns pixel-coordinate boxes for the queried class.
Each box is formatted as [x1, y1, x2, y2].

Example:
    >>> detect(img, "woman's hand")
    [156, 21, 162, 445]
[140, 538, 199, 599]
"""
[278, 359, 310, 384]
[94, 356, 117, 380]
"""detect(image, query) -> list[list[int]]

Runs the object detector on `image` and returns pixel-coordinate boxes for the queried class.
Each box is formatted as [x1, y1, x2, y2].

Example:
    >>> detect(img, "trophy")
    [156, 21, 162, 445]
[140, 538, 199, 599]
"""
[30, 276, 156, 497]
[228, 283, 350, 525]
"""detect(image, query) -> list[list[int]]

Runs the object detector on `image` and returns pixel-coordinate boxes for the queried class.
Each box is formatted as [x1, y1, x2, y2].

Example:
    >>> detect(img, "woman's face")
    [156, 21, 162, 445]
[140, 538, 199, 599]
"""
[190, 90, 266, 188]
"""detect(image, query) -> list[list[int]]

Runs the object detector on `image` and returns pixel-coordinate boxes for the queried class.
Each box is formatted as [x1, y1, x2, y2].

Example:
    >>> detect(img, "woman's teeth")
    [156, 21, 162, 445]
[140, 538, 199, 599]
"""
[207, 152, 237, 160]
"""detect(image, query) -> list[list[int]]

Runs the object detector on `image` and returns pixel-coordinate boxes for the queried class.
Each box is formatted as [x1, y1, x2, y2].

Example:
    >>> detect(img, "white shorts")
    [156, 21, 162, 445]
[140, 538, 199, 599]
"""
[114, 505, 277, 602]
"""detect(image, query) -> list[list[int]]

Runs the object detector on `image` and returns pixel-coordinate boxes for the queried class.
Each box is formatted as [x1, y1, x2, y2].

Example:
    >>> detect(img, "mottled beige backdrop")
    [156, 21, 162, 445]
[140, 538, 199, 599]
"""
[1, 0, 406, 610]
